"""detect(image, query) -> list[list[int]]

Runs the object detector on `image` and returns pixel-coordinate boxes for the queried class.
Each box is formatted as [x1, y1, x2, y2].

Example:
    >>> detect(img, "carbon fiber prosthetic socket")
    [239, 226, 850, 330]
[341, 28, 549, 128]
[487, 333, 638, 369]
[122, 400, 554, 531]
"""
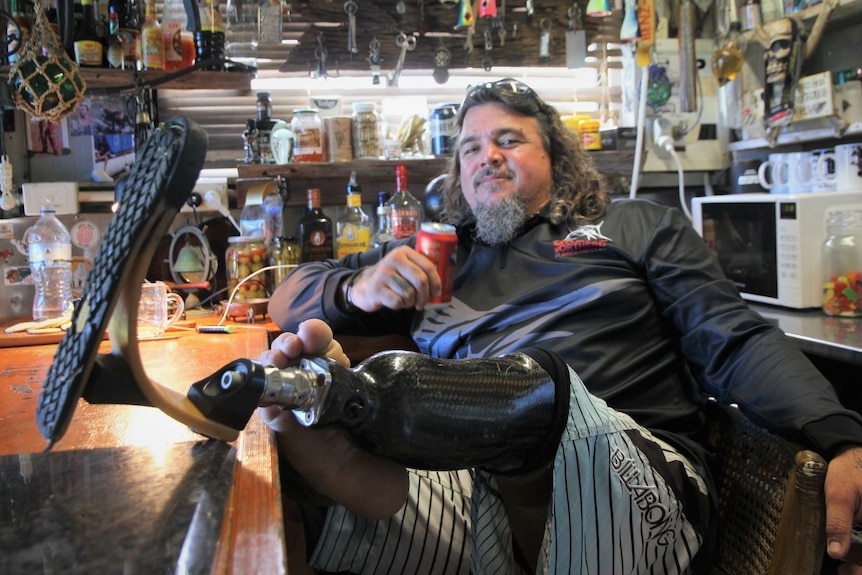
[300, 347, 570, 475]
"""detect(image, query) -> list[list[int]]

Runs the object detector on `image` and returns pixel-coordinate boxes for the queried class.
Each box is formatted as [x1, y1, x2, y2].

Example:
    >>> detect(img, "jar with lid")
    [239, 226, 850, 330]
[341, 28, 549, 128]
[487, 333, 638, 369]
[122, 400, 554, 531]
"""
[269, 235, 300, 288]
[822, 208, 862, 317]
[291, 109, 324, 163]
[352, 101, 380, 159]
[225, 236, 269, 301]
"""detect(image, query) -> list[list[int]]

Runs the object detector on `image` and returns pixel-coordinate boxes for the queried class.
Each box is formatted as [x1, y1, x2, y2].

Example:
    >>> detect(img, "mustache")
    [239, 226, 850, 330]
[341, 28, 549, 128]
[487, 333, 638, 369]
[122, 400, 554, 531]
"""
[473, 168, 513, 188]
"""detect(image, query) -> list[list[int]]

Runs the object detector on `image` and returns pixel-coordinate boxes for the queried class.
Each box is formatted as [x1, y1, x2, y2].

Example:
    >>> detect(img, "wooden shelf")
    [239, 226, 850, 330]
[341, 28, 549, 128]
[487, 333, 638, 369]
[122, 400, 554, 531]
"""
[2, 66, 254, 92]
[235, 151, 636, 208]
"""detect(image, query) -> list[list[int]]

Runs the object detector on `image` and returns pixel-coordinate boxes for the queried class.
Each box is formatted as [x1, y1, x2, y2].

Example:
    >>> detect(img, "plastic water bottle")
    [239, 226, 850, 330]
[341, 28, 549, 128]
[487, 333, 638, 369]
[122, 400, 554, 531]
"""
[26, 200, 73, 320]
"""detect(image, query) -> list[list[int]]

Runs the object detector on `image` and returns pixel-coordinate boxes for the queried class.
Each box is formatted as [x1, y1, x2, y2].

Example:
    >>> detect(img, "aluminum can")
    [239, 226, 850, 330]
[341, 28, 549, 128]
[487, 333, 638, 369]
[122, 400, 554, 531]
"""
[416, 222, 457, 304]
[430, 103, 460, 157]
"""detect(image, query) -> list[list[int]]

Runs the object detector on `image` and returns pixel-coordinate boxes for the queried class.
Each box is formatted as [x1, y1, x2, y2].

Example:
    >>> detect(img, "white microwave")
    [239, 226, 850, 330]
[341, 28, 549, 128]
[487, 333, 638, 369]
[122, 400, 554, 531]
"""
[692, 191, 862, 309]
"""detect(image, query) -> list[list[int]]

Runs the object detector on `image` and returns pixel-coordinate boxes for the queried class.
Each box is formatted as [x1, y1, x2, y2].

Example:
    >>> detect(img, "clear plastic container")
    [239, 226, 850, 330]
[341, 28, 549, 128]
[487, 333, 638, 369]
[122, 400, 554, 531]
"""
[822, 207, 862, 317]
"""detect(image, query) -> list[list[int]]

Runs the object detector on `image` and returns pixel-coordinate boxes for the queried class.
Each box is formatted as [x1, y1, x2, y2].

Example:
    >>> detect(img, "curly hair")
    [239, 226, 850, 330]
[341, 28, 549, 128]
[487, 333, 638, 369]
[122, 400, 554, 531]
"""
[440, 80, 610, 227]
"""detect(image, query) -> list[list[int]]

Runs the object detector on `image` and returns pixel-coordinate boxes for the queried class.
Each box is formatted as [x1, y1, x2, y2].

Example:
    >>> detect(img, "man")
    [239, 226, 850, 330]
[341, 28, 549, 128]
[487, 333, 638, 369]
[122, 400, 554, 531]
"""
[264, 79, 862, 574]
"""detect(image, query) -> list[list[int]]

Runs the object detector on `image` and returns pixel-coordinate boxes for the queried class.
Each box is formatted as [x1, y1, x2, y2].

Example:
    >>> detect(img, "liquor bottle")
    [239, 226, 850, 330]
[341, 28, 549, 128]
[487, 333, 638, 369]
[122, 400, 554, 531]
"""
[25, 200, 73, 320]
[336, 171, 373, 258]
[106, 6, 125, 68]
[161, 0, 187, 70]
[299, 188, 333, 262]
[74, 0, 105, 67]
[372, 191, 393, 248]
[388, 165, 424, 240]
[140, 0, 163, 70]
[121, 0, 142, 70]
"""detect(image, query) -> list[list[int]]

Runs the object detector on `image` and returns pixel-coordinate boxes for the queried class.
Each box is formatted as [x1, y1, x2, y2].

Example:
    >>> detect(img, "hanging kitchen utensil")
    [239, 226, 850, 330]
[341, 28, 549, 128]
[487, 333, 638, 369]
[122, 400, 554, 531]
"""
[7, 3, 86, 122]
[538, 18, 551, 59]
[566, 2, 586, 68]
[368, 37, 383, 85]
[433, 41, 452, 84]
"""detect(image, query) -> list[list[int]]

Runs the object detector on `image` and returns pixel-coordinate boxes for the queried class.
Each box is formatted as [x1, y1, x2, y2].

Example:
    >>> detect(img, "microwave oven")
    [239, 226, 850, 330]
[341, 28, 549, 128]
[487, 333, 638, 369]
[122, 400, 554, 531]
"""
[692, 191, 862, 309]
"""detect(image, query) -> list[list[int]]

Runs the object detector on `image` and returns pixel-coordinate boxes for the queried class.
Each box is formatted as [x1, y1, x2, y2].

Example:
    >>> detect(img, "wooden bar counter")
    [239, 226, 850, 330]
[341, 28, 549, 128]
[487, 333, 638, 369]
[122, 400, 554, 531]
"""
[0, 324, 295, 575]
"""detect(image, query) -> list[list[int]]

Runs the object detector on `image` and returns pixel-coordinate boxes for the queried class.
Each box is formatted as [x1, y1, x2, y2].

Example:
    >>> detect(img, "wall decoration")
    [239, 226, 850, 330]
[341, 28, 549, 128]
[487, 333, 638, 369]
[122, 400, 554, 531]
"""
[25, 115, 70, 157]
[68, 93, 136, 177]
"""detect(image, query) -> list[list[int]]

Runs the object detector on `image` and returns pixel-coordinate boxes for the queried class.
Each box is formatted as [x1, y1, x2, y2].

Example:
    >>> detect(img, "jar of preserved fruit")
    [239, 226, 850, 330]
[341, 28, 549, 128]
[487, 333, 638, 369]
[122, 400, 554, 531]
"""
[822, 208, 862, 317]
[351, 101, 380, 159]
[269, 235, 300, 287]
[225, 235, 269, 301]
[290, 108, 324, 162]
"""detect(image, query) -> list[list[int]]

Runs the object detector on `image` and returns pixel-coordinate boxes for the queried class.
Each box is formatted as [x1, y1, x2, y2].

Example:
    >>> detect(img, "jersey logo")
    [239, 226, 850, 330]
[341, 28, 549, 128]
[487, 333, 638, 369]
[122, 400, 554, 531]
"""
[554, 221, 612, 257]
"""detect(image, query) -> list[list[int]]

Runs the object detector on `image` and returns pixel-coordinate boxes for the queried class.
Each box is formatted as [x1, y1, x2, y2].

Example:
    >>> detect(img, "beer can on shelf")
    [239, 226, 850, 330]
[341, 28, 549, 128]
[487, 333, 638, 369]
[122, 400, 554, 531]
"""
[430, 103, 460, 157]
[416, 222, 457, 304]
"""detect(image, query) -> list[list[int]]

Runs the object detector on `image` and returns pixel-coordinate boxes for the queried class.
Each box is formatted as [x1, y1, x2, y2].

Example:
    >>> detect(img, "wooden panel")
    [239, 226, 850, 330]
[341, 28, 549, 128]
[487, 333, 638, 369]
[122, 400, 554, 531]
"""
[279, 0, 624, 73]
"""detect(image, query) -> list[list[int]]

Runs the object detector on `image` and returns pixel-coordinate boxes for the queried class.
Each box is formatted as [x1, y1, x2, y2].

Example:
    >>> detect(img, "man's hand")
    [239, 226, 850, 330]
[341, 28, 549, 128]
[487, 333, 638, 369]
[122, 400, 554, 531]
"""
[825, 446, 862, 574]
[257, 319, 408, 519]
[349, 246, 442, 312]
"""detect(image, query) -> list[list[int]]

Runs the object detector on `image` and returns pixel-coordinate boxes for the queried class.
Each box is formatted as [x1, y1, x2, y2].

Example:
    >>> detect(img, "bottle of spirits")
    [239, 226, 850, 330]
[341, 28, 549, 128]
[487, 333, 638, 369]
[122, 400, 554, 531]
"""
[388, 165, 424, 240]
[120, 0, 142, 70]
[106, 6, 125, 68]
[336, 171, 373, 258]
[372, 191, 393, 248]
[74, 0, 105, 67]
[140, 0, 163, 70]
[299, 188, 334, 262]
[161, 0, 187, 70]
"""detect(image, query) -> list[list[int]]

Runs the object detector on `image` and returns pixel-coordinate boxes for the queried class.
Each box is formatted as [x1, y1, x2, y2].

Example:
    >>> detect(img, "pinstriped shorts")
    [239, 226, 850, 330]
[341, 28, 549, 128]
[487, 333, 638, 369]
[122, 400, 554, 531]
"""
[309, 366, 710, 575]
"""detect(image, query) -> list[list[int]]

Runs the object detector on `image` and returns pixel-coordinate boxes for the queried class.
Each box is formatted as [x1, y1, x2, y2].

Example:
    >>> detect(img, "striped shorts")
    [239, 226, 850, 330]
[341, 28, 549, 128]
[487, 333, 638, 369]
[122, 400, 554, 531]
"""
[308, 365, 711, 575]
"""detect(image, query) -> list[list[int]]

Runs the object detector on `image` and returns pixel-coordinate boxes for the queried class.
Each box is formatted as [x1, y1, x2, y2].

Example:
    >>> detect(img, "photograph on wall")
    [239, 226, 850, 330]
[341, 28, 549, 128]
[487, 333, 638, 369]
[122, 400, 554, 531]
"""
[68, 93, 136, 177]
[25, 115, 70, 157]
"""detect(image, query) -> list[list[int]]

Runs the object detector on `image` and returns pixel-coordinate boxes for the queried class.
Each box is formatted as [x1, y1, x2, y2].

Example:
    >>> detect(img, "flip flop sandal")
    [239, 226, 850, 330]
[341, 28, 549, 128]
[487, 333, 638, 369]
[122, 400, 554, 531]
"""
[36, 116, 239, 449]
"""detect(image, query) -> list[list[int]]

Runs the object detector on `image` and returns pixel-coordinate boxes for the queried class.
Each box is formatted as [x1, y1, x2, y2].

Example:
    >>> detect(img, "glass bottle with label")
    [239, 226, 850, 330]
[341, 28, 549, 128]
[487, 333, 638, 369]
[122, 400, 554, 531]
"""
[140, 0, 163, 70]
[299, 188, 333, 262]
[372, 191, 393, 248]
[291, 108, 324, 163]
[74, 0, 105, 67]
[161, 0, 187, 70]
[336, 171, 373, 258]
[822, 208, 862, 317]
[388, 165, 424, 240]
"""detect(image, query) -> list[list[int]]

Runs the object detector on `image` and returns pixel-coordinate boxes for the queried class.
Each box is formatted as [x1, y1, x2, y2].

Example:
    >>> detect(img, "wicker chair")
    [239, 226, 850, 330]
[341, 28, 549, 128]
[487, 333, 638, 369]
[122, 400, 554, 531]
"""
[707, 402, 828, 575]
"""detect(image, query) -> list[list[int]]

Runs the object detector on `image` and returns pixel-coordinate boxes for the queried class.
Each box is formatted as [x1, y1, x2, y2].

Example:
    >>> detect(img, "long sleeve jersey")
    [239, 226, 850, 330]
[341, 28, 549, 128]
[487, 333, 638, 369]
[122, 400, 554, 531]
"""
[270, 197, 862, 475]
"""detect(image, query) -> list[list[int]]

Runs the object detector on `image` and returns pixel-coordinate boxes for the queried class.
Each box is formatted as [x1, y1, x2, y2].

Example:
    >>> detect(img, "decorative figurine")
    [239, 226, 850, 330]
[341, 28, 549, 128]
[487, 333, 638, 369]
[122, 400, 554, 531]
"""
[753, 0, 835, 140]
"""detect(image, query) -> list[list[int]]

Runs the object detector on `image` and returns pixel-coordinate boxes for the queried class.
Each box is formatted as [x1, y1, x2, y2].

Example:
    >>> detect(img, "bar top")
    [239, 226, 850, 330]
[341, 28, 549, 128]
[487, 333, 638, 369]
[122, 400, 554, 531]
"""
[0, 328, 287, 575]
[750, 303, 862, 366]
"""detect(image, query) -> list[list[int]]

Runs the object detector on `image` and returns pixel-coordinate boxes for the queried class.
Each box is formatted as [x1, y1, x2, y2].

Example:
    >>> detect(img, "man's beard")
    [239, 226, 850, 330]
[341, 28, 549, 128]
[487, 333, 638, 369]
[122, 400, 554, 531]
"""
[473, 195, 528, 245]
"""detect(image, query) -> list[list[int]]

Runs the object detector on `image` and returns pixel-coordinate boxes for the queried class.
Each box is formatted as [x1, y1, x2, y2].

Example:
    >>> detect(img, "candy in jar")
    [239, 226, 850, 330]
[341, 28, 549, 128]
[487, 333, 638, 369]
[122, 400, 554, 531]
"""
[822, 208, 862, 317]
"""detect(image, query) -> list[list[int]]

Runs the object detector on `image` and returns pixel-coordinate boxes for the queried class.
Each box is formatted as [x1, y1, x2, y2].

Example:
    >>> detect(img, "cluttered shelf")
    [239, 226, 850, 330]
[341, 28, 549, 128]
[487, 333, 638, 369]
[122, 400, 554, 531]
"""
[0, 66, 254, 92]
[235, 151, 636, 208]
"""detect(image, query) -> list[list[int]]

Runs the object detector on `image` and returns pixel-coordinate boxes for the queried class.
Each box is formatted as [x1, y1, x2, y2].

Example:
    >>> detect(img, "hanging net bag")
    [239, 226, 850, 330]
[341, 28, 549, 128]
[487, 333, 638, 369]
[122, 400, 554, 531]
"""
[7, 4, 86, 122]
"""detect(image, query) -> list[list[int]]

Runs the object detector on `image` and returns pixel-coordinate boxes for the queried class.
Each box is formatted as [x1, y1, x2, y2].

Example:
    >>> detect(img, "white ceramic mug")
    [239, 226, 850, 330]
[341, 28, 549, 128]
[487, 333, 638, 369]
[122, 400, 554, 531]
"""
[811, 148, 837, 193]
[817, 143, 862, 192]
[758, 153, 791, 194]
[784, 151, 815, 194]
[138, 281, 184, 339]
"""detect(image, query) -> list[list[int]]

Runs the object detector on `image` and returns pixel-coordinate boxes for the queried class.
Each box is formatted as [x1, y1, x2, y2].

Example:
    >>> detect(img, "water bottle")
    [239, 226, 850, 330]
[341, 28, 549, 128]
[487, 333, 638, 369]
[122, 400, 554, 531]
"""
[26, 200, 73, 320]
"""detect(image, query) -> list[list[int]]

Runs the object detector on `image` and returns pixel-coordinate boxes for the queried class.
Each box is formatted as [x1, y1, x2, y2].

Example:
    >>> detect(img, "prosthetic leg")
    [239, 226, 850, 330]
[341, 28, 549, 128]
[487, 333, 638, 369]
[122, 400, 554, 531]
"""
[191, 347, 571, 474]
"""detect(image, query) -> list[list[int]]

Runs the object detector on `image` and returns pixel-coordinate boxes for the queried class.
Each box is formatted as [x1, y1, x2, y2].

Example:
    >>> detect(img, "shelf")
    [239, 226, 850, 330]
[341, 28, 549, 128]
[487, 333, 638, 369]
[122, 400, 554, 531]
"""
[727, 118, 862, 151]
[1, 66, 254, 93]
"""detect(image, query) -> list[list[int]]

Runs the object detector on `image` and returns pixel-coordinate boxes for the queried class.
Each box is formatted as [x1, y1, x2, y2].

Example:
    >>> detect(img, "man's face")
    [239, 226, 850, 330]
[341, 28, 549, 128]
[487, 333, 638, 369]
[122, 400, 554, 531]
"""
[457, 102, 553, 217]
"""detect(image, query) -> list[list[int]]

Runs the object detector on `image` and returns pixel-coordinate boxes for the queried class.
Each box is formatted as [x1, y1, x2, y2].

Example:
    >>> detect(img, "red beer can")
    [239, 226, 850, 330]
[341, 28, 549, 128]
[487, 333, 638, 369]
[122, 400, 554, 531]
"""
[416, 222, 457, 304]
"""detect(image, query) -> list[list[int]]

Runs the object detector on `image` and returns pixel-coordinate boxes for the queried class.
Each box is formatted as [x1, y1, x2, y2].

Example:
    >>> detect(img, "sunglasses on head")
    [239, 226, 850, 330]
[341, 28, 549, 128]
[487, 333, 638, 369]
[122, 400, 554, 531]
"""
[466, 78, 538, 100]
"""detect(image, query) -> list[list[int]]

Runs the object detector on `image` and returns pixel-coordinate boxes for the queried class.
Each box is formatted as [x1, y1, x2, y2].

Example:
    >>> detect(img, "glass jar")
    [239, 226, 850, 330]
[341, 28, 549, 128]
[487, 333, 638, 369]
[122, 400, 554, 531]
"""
[352, 101, 380, 159]
[290, 108, 324, 163]
[225, 235, 269, 301]
[822, 208, 862, 317]
[269, 235, 300, 287]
